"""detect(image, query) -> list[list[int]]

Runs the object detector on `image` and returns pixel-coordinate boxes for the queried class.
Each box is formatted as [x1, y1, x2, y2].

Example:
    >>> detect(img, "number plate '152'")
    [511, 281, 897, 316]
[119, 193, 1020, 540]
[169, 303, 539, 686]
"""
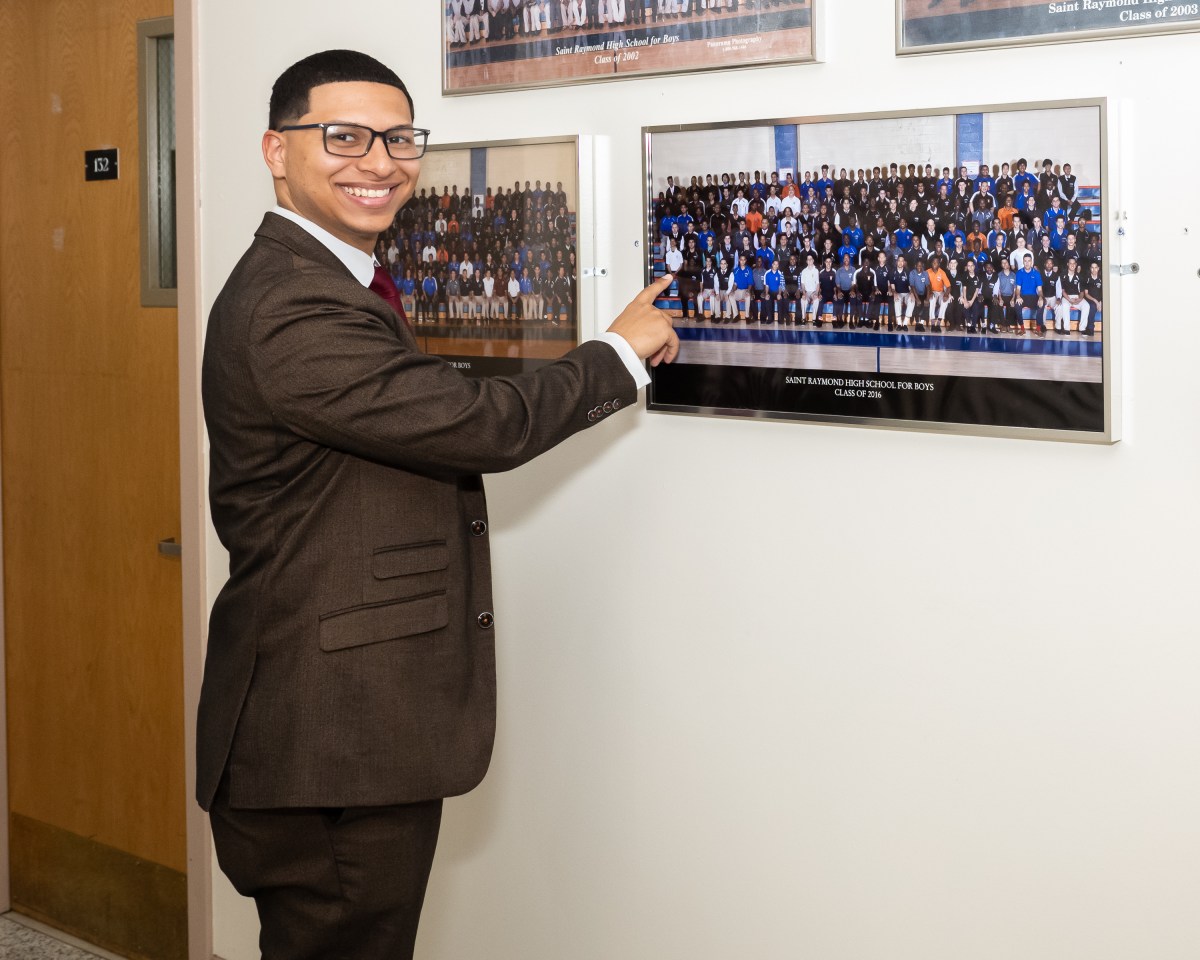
[84, 148, 119, 181]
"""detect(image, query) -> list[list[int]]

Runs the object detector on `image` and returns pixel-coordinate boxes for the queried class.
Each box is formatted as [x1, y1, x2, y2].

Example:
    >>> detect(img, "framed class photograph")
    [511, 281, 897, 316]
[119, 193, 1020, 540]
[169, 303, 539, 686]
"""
[643, 100, 1120, 442]
[898, 0, 1200, 54]
[384, 136, 588, 378]
[442, 0, 818, 95]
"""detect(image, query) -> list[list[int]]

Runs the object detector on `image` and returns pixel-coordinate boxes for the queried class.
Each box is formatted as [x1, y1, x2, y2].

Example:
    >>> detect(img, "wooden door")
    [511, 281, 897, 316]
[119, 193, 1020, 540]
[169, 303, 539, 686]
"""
[0, 0, 186, 957]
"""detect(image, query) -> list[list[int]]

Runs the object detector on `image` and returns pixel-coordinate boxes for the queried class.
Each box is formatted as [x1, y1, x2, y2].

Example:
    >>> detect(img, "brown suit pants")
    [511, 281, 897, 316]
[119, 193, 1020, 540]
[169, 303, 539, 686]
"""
[209, 777, 442, 960]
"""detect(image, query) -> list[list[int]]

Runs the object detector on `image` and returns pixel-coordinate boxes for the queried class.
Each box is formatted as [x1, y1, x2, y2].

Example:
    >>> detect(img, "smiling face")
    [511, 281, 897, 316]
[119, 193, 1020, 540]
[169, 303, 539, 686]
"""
[263, 81, 419, 253]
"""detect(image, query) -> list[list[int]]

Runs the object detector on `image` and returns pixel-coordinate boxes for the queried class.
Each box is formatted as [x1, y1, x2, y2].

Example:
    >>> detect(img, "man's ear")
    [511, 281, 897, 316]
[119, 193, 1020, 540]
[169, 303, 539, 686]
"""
[262, 129, 286, 178]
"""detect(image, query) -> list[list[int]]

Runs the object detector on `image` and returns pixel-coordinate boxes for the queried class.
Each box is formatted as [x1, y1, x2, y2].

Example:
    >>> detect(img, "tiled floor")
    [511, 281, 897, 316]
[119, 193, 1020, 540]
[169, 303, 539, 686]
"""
[0, 915, 105, 960]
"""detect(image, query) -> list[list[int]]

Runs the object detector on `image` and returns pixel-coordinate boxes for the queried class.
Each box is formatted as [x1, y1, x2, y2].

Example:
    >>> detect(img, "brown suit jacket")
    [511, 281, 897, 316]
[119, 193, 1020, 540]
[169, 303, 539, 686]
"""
[197, 213, 635, 810]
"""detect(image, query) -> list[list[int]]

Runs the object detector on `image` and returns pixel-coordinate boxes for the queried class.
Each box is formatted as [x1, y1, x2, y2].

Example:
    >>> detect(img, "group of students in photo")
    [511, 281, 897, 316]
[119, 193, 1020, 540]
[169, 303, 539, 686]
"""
[445, 0, 644, 44]
[652, 154, 1103, 337]
[381, 178, 578, 328]
[444, 0, 800, 46]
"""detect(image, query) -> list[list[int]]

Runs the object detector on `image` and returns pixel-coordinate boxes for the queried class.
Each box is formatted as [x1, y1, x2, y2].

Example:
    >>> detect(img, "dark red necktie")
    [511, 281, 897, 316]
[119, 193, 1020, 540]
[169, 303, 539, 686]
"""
[369, 265, 409, 326]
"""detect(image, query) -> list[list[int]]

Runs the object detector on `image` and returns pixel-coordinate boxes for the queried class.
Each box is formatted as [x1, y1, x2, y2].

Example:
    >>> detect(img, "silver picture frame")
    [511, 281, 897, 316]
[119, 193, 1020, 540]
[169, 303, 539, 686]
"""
[897, 0, 1200, 56]
[642, 98, 1122, 443]
[385, 134, 593, 377]
[441, 0, 819, 96]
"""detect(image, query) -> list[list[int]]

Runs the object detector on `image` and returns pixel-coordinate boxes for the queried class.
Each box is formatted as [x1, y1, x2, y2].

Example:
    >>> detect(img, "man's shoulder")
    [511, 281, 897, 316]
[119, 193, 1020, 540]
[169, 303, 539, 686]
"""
[209, 214, 367, 346]
[220, 214, 351, 290]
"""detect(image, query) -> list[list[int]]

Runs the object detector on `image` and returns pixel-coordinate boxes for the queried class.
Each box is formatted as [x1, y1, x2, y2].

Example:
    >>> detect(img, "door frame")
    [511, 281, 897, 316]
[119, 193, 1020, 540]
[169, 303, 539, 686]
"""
[176, 1, 214, 957]
[0, 1, 212, 955]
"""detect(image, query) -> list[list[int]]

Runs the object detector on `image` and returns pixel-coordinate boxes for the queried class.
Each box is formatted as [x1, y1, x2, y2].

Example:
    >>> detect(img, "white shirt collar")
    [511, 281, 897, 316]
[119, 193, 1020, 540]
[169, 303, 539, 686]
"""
[271, 205, 376, 287]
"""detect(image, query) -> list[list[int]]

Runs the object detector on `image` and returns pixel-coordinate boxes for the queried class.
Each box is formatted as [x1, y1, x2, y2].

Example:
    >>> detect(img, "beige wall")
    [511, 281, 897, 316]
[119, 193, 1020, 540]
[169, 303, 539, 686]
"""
[414, 149, 472, 202]
[418, 140, 578, 211]
[198, 4, 1200, 959]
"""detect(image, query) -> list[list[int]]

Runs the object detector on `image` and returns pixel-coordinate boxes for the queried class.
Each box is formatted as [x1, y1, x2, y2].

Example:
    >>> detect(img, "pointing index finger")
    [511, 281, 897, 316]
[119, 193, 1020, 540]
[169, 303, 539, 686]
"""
[638, 273, 674, 303]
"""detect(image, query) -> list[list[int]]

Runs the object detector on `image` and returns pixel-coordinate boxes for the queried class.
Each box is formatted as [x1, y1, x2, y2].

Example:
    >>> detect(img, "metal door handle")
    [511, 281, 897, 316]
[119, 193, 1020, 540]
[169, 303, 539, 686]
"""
[157, 537, 182, 558]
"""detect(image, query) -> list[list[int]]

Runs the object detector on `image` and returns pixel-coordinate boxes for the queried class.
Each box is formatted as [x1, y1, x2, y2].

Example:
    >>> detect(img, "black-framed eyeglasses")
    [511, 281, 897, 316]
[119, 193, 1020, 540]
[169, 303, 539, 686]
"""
[276, 123, 430, 160]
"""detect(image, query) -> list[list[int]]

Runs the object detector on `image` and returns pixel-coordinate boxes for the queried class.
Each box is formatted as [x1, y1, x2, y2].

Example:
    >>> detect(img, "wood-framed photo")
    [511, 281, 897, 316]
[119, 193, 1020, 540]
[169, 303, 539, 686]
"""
[442, 0, 817, 96]
[898, 0, 1200, 54]
[383, 135, 589, 377]
[643, 100, 1121, 442]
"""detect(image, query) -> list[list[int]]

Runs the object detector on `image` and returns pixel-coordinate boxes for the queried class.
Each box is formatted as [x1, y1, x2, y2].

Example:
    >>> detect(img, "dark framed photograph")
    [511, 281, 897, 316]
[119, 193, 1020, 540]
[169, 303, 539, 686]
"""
[382, 136, 586, 378]
[898, 0, 1200, 54]
[442, 0, 818, 95]
[643, 100, 1120, 442]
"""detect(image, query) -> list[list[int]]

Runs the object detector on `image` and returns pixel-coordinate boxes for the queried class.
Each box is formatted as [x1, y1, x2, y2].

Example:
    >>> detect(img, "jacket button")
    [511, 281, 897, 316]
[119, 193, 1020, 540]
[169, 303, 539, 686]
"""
[587, 410, 597, 422]
[612, 398, 621, 410]
[470, 520, 487, 536]
[477, 611, 494, 629]
[602, 401, 613, 414]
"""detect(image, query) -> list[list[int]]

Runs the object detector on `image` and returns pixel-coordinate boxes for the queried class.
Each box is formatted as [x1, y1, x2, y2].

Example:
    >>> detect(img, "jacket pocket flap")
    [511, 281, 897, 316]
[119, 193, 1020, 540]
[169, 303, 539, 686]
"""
[319, 594, 449, 651]
[372, 542, 449, 580]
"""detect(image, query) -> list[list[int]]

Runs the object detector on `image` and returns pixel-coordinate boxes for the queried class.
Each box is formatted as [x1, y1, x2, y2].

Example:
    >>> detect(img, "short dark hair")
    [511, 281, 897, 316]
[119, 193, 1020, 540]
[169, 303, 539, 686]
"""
[269, 49, 413, 129]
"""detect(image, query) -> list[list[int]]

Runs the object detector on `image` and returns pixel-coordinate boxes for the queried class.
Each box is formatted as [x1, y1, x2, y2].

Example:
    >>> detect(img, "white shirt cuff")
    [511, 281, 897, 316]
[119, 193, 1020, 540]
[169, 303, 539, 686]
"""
[595, 332, 651, 389]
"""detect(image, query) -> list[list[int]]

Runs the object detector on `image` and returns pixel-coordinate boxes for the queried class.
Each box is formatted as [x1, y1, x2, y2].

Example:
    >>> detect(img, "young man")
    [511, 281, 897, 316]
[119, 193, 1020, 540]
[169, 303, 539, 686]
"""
[762, 259, 785, 324]
[853, 256, 877, 329]
[549, 263, 572, 324]
[480, 266, 497, 322]
[1058, 161, 1080, 219]
[199, 50, 676, 960]
[816, 254, 838, 328]
[731, 253, 754, 321]
[811, 253, 840, 328]
[1038, 158, 1058, 202]
[418, 266, 438, 323]
[506, 267, 522, 319]
[782, 251, 801, 320]
[714, 257, 735, 322]
[993, 257, 1019, 334]
[908, 256, 930, 330]
[1015, 252, 1046, 337]
[834, 252, 856, 328]
[1056, 257, 1087, 335]
[1041, 254, 1062, 332]
[750, 257, 768, 322]
[889, 254, 914, 330]
[958, 258, 983, 334]
[1082, 259, 1103, 337]
[699, 258, 722, 321]
[873, 250, 892, 330]
[926, 255, 952, 331]
[519, 265, 536, 320]
[798, 252, 820, 325]
[677, 234, 704, 321]
[445, 267, 462, 322]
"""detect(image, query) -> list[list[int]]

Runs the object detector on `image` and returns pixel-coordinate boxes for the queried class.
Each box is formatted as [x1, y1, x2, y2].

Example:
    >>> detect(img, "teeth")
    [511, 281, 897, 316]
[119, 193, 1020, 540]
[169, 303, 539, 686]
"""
[344, 186, 390, 198]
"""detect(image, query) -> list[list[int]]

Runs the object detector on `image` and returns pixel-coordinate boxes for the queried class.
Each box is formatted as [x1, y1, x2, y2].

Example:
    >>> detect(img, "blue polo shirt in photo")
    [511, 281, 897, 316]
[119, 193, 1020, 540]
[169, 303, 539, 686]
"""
[1015, 267, 1044, 297]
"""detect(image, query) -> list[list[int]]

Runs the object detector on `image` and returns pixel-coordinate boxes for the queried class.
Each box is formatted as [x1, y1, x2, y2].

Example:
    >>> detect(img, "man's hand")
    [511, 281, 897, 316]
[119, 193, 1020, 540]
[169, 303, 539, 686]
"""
[607, 274, 679, 367]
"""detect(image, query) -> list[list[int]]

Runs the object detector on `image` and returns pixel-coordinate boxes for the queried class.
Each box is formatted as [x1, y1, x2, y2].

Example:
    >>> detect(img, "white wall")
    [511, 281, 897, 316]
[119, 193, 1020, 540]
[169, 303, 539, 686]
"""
[197, 4, 1200, 959]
